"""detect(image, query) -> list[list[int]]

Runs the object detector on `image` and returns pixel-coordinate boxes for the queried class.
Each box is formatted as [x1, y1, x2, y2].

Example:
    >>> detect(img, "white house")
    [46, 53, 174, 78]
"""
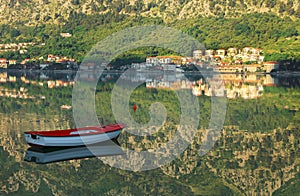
[193, 50, 204, 59]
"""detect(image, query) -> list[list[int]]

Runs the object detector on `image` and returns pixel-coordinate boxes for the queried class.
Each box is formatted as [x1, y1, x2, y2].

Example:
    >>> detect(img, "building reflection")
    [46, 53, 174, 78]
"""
[0, 70, 280, 100]
[142, 73, 278, 99]
[191, 74, 277, 99]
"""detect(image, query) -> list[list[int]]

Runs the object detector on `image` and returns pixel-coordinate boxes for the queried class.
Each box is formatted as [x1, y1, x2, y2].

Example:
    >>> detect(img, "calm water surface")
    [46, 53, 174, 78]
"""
[0, 71, 300, 195]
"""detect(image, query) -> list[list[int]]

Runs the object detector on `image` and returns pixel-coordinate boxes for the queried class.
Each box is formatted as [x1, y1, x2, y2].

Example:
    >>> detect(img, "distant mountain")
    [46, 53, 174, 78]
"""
[0, 0, 299, 25]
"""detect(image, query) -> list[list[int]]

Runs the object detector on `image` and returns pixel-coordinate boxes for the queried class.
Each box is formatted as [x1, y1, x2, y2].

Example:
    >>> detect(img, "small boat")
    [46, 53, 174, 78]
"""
[24, 124, 125, 147]
[24, 140, 124, 164]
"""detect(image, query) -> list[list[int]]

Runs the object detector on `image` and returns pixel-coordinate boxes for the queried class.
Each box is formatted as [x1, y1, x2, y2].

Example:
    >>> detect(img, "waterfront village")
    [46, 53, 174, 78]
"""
[127, 47, 278, 73]
[81, 47, 279, 74]
[0, 43, 282, 102]
[0, 41, 279, 73]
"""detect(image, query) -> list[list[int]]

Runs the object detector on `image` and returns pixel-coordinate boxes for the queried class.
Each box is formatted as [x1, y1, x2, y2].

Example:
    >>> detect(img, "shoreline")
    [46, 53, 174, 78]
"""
[1, 69, 300, 76]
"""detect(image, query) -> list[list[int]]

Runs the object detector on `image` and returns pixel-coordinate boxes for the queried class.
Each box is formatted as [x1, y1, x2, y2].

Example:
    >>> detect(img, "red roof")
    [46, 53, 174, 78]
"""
[264, 61, 279, 65]
[25, 124, 125, 137]
[221, 62, 229, 65]
[264, 84, 277, 87]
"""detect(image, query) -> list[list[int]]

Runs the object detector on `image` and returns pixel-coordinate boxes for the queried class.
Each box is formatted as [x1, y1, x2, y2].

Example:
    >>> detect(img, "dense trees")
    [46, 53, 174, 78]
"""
[0, 12, 299, 63]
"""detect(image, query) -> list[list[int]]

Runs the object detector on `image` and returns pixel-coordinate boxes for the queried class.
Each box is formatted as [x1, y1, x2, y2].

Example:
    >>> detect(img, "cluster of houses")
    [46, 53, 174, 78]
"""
[0, 42, 37, 54]
[0, 39, 72, 69]
[0, 43, 279, 73]
[46, 54, 75, 63]
[193, 47, 280, 73]
[143, 47, 279, 73]
[192, 47, 264, 63]
[0, 38, 73, 69]
[0, 54, 76, 69]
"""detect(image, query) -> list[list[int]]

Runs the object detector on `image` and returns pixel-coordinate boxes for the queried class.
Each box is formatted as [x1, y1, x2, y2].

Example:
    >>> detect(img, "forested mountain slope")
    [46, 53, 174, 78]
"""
[0, 0, 299, 25]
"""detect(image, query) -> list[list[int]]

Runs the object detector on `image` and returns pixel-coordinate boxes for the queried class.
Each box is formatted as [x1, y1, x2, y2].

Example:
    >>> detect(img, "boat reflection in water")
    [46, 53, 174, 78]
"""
[24, 140, 124, 164]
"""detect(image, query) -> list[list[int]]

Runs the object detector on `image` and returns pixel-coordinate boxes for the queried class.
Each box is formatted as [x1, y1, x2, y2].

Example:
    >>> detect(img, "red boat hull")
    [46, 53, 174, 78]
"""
[24, 124, 125, 147]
